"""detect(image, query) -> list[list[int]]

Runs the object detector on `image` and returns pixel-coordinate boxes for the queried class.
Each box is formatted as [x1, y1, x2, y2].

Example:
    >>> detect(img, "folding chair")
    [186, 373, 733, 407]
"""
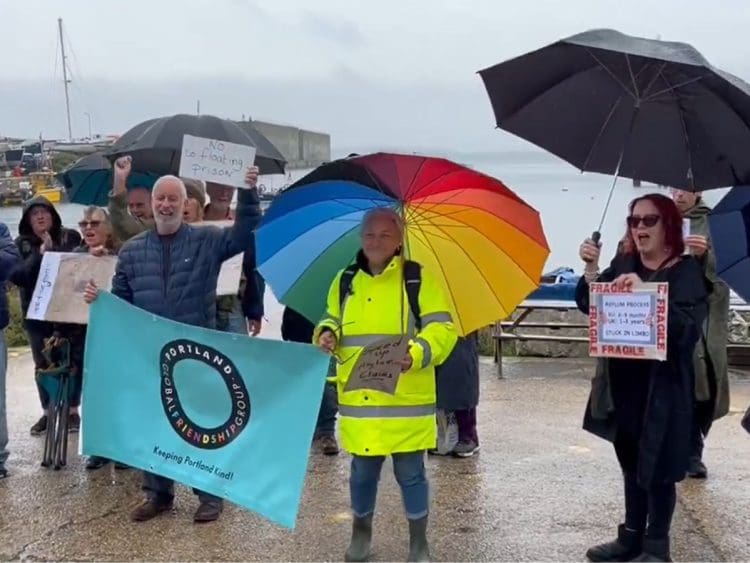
[36, 337, 74, 470]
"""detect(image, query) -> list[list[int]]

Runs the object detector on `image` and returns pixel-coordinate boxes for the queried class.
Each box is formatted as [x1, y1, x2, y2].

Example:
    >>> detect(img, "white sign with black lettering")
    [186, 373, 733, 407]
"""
[179, 134, 256, 189]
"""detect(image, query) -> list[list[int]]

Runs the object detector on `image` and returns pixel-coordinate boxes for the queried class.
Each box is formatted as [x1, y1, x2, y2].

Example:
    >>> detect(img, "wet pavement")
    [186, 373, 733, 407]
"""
[1, 350, 749, 562]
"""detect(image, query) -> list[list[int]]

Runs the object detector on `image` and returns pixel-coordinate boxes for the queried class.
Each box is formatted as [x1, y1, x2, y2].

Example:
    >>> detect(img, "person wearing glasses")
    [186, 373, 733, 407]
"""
[315, 208, 457, 562]
[576, 193, 709, 563]
[63, 207, 126, 471]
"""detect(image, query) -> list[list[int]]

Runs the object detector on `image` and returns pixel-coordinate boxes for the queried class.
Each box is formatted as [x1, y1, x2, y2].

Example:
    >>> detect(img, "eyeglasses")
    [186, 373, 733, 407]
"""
[626, 214, 660, 228]
[78, 220, 102, 228]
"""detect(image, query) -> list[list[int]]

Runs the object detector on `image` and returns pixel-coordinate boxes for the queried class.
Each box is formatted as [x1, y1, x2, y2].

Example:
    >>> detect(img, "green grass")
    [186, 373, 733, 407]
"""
[5, 285, 28, 348]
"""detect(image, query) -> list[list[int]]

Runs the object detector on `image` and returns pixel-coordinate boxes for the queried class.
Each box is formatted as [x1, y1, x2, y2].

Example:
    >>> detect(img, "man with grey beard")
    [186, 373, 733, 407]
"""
[84, 168, 260, 523]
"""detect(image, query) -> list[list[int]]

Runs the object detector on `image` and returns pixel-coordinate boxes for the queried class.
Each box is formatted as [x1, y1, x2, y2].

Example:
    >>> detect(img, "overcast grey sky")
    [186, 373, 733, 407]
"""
[2, 0, 749, 155]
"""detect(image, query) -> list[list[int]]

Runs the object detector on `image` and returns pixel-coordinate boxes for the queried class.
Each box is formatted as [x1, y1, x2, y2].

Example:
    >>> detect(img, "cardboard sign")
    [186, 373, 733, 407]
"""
[588, 282, 668, 361]
[179, 134, 256, 189]
[27, 247, 243, 325]
[27, 252, 117, 325]
[344, 335, 409, 394]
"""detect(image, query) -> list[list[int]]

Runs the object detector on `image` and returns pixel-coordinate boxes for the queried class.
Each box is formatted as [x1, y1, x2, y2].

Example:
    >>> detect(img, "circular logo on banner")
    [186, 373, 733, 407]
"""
[160, 339, 250, 450]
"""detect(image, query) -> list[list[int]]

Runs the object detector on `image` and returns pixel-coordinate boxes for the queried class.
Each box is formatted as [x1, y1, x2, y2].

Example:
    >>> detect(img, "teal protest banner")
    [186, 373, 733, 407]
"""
[81, 292, 330, 528]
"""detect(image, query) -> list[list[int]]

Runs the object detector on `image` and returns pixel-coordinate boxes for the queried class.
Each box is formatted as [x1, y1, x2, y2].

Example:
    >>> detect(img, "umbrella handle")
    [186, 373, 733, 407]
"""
[582, 230, 601, 264]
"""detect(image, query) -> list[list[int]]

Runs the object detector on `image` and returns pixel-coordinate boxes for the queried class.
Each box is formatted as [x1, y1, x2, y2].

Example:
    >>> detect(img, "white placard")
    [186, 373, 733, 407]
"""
[178, 134, 256, 189]
[217, 253, 243, 296]
[588, 282, 669, 361]
[190, 220, 245, 295]
[28, 252, 62, 320]
[682, 218, 691, 254]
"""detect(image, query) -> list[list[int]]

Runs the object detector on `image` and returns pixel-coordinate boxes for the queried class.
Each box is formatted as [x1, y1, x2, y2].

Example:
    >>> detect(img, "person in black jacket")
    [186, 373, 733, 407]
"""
[9, 196, 81, 435]
[281, 306, 339, 455]
[577, 194, 709, 562]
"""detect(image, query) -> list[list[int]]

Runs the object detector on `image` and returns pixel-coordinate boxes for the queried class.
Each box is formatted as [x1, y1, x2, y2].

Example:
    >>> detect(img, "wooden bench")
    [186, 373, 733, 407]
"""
[493, 299, 587, 377]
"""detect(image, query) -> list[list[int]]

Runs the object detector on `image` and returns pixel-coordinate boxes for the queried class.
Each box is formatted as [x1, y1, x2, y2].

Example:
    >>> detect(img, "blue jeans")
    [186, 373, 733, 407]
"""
[216, 300, 247, 335]
[350, 450, 429, 520]
[0, 332, 8, 469]
[314, 382, 338, 438]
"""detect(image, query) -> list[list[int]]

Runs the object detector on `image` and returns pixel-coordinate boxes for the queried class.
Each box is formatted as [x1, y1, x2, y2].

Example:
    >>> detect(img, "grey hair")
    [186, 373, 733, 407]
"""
[152, 175, 187, 199]
[361, 207, 405, 240]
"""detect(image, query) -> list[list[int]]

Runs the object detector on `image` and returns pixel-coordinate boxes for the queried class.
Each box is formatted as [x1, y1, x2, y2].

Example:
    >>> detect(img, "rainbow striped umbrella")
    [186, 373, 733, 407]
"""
[256, 152, 550, 335]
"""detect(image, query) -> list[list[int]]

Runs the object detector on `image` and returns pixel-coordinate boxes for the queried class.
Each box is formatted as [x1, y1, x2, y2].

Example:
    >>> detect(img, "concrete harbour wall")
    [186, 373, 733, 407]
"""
[250, 120, 331, 169]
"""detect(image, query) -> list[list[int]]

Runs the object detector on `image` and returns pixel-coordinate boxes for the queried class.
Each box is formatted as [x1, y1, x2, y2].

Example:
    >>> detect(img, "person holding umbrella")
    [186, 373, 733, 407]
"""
[670, 188, 730, 479]
[315, 208, 457, 562]
[576, 193, 709, 562]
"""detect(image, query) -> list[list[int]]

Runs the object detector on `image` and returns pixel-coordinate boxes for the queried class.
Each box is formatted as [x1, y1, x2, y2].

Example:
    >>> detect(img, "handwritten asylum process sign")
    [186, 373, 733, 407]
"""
[344, 335, 409, 395]
[588, 282, 668, 361]
[179, 134, 256, 189]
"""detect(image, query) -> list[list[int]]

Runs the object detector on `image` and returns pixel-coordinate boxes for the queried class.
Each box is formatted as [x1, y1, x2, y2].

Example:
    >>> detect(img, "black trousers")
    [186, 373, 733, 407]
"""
[614, 434, 676, 539]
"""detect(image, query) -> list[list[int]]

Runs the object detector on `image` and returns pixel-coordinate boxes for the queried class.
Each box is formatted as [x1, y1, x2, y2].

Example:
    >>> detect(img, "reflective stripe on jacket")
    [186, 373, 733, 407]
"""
[314, 256, 457, 456]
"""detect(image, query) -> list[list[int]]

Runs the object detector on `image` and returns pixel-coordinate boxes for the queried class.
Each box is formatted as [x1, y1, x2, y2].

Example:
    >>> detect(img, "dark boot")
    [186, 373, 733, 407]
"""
[130, 497, 173, 522]
[85, 456, 108, 470]
[586, 524, 643, 562]
[687, 456, 707, 479]
[193, 499, 223, 523]
[344, 514, 373, 562]
[407, 516, 430, 562]
[632, 537, 671, 562]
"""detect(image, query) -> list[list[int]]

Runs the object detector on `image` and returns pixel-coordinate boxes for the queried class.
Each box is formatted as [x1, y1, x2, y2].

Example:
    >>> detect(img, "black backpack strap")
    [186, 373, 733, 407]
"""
[338, 260, 422, 331]
[338, 264, 360, 311]
[403, 260, 422, 331]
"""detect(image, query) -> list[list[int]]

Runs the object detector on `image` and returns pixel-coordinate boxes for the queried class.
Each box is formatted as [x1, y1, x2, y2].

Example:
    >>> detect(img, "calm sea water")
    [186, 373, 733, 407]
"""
[0, 152, 731, 275]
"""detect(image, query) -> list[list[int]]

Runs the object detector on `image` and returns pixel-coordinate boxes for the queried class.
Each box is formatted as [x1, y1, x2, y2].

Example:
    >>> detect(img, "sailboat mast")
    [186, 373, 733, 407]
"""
[58, 17, 73, 140]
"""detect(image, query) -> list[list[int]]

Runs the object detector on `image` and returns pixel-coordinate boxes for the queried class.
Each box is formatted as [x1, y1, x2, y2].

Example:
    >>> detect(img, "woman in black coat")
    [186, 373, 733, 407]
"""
[576, 194, 708, 562]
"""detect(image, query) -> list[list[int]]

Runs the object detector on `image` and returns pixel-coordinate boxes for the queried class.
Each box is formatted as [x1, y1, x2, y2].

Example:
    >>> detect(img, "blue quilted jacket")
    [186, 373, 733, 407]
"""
[111, 189, 260, 328]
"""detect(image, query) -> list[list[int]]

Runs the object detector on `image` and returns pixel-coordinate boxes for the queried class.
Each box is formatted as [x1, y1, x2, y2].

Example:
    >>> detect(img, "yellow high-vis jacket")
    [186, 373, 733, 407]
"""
[314, 256, 457, 456]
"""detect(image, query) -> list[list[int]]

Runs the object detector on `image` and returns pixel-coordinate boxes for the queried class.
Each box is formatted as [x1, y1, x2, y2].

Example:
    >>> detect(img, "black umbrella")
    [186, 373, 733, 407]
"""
[479, 28, 750, 239]
[104, 114, 287, 176]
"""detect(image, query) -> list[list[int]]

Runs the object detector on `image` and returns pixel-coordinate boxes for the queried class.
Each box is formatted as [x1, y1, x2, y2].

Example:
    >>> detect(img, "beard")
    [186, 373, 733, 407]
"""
[154, 213, 183, 234]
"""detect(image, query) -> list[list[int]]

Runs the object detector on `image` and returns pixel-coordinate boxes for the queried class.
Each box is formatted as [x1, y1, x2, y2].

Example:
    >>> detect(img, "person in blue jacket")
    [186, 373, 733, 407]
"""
[84, 167, 260, 524]
[0, 221, 20, 479]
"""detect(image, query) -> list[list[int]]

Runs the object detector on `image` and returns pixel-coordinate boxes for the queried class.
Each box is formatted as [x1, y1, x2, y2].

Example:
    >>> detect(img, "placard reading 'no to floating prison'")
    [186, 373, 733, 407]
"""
[179, 134, 256, 189]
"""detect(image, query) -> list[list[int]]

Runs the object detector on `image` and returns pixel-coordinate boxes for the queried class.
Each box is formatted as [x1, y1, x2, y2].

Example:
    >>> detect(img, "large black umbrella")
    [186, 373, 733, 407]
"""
[105, 114, 287, 176]
[479, 28, 750, 237]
